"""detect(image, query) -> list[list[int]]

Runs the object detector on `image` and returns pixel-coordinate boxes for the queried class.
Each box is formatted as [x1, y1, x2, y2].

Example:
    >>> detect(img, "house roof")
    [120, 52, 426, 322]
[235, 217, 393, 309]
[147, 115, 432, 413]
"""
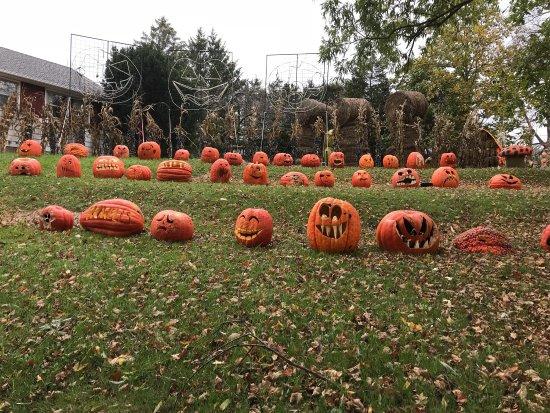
[0, 47, 102, 97]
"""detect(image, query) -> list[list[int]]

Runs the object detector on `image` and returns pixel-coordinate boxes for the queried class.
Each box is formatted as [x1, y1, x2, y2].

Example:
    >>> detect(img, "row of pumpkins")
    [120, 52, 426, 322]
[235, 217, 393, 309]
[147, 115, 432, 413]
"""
[36, 198, 550, 254]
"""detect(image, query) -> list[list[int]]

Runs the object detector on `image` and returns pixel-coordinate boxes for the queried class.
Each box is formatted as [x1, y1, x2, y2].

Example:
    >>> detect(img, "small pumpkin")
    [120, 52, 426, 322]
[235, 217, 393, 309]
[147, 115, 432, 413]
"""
[210, 159, 232, 183]
[488, 174, 522, 190]
[382, 155, 399, 169]
[17, 139, 42, 157]
[314, 170, 335, 187]
[541, 225, 550, 252]
[137, 141, 161, 159]
[80, 198, 144, 237]
[252, 151, 270, 165]
[359, 154, 374, 168]
[376, 210, 440, 253]
[35, 205, 74, 231]
[391, 168, 420, 188]
[453, 226, 512, 255]
[56, 154, 81, 178]
[150, 210, 194, 242]
[113, 145, 129, 158]
[406, 152, 425, 168]
[174, 149, 190, 160]
[351, 170, 372, 188]
[307, 197, 361, 253]
[439, 152, 457, 168]
[63, 143, 89, 157]
[300, 154, 321, 167]
[125, 165, 152, 181]
[156, 160, 192, 182]
[8, 158, 42, 176]
[92, 156, 125, 179]
[431, 167, 459, 188]
[224, 152, 243, 165]
[328, 151, 345, 168]
[272, 152, 294, 166]
[243, 163, 269, 185]
[201, 146, 220, 163]
[280, 172, 309, 186]
[234, 208, 273, 247]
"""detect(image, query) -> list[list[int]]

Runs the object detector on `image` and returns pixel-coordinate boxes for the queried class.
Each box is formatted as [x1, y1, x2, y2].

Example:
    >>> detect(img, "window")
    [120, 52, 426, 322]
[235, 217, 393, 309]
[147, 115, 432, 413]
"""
[0, 79, 17, 107]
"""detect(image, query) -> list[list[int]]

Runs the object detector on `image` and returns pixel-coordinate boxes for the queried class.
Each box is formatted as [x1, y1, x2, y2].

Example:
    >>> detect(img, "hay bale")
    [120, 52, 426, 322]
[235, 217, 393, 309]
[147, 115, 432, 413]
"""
[296, 99, 327, 126]
[384, 91, 428, 124]
[331, 98, 373, 126]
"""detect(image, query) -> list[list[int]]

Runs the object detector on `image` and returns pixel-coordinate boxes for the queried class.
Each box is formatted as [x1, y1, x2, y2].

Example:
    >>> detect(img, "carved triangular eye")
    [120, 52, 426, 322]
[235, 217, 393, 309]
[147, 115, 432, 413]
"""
[403, 217, 415, 235]
[420, 217, 427, 234]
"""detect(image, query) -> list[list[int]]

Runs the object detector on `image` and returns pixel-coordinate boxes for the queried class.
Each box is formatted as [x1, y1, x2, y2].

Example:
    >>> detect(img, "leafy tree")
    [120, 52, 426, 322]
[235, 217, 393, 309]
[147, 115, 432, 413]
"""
[140, 17, 181, 54]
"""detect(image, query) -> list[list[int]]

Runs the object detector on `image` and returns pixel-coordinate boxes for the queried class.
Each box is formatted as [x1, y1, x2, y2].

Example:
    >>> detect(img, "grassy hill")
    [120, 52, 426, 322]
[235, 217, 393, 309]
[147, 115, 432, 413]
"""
[0, 154, 548, 412]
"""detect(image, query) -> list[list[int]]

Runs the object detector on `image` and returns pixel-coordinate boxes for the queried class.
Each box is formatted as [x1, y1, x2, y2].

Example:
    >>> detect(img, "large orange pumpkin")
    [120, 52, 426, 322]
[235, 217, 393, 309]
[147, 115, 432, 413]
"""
[541, 225, 550, 252]
[56, 154, 81, 178]
[17, 139, 42, 157]
[252, 151, 270, 165]
[201, 146, 220, 163]
[453, 226, 512, 255]
[328, 151, 345, 168]
[125, 165, 152, 181]
[63, 143, 89, 157]
[272, 152, 294, 166]
[92, 156, 125, 178]
[113, 145, 129, 158]
[174, 149, 190, 160]
[80, 199, 144, 237]
[431, 167, 459, 188]
[391, 168, 420, 188]
[406, 152, 425, 168]
[280, 172, 309, 186]
[307, 197, 361, 253]
[234, 208, 273, 247]
[376, 210, 440, 253]
[156, 160, 192, 182]
[300, 154, 321, 167]
[439, 152, 457, 168]
[382, 155, 399, 169]
[243, 163, 269, 185]
[359, 154, 374, 168]
[314, 170, 335, 187]
[35, 205, 74, 231]
[488, 174, 522, 190]
[224, 152, 243, 165]
[8, 158, 41, 176]
[210, 159, 232, 183]
[137, 141, 161, 159]
[351, 170, 372, 188]
[150, 210, 194, 242]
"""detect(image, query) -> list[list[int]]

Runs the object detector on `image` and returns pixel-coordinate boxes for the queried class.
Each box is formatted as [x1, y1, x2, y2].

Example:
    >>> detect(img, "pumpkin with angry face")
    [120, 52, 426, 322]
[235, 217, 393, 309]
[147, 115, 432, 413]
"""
[80, 198, 144, 237]
[35, 205, 74, 231]
[359, 154, 374, 168]
[56, 154, 81, 178]
[150, 210, 194, 242]
[314, 170, 335, 187]
[224, 152, 243, 165]
[280, 172, 309, 186]
[541, 225, 550, 252]
[383, 155, 399, 168]
[431, 167, 460, 188]
[376, 210, 440, 253]
[137, 141, 161, 159]
[300, 154, 321, 167]
[406, 152, 425, 168]
[391, 168, 420, 188]
[243, 163, 269, 185]
[174, 149, 190, 160]
[113, 145, 129, 158]
[328, 151, 345, 168]
[17, 139, 42, 157]
[488, 174, 522, 190]
[125, 165, 152, 181]
[307, 197, 361, 253]
[252, 151, 270, 165]
[234, 208, 273, 247]
[8, 158, 42, 176]
[272, 152, 294, 166]
[201, 146, 220, 163]
[439, 152, 457, 168]
[63, 143, 89, 157]
[351, 170, 372, 188]
[92, 156, 125, 178]
[156, 160, 192, 182]
[210, 159, 232, 183]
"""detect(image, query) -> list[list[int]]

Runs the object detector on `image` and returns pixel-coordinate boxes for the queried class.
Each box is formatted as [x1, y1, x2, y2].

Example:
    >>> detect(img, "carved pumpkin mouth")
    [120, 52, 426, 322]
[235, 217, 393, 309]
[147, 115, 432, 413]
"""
[85, 206, 132, 222]
[333, 159, 343, 165]
[96, 162, 120, 170]
[235, 227, 261, 241]
[315, 204, 349, 239]
[396, 217, 436, 249]
[396, 176, 416, 186]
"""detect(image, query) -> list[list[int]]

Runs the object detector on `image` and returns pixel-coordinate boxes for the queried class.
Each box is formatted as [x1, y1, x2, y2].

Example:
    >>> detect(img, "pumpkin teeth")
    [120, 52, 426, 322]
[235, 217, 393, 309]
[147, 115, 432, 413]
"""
[316, 222, 347, 240]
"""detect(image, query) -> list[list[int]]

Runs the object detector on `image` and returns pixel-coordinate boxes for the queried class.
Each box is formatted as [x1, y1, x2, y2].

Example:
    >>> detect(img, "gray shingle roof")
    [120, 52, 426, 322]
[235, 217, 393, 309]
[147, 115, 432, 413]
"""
[0, 47, 101, 96]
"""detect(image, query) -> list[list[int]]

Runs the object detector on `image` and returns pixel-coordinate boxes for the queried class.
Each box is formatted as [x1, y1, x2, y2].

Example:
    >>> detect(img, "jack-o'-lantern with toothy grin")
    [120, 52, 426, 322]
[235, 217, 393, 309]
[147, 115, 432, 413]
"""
[92, 156, 125, 178]
[156, 160, 192, 182]
[391, 168, 420, 188]
[234, 208, 273, 247]
[376, 210, 440, 253]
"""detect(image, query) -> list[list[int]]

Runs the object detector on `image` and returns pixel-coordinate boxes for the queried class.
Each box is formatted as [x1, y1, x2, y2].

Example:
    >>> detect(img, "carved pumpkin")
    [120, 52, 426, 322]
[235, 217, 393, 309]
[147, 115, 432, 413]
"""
[351, 170, 372, 188]
[406, 152, 425, 168]
[453, 226, 512, 255]
[328, 151, 345, 168]
[201, 146, 220, 163]
[359, 154, 374, 168]
[35, 205, 74, 231]
[56, 154, 81, 178]
[541, 225, 550, 252]
[383, 155, 399, 168]
[488, 174, 522, 190]
[113, 145, 129, 158]
[234, 208, 273, 247]
[150, 210, 194, 242]
[224, 152, 243, 165]
[156, 160, 192, 182]
[17, 139, 42, 157]
[210, 159, 232, 183]
[125, 165, 152, 181]
[314, 170, 335, 187]
[137, 141, 161, 159]
[280, 172, 309, 186]
[300, 154, 321, 167]
[8, 158, 41, 176]
[63, 143, 89, 157]
[307, 197, 361, 253]
[391, 168, 420, 188]
[376, 210, 440, 253]
[92, 156, 125, 178]
[174, 149, 190, 160]
[252, 151, 270, 165]
[272, 152, 294, 166]
[243, 163, 269, 185]
[80, 198, 144, 237]
[439, 152, 457, 168]
[431, 167, 460, 188]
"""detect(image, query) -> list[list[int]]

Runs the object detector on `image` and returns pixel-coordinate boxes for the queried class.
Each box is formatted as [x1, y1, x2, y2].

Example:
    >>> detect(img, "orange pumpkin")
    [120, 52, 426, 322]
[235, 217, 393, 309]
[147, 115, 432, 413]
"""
[376, 210, 440, 253]
[174, 149, 190, 160]
[439, 152, 457, 168]
[92, 156, 125, 178]
[406, 152, 425, 168]
[383, 155, 399, 168]
[252, 151, 270, 165]
[280, 172, 309, 186]
[156, 160, 192, 182]
[113, 145, 129, 158]
[210, 159, 232, 183]
[150, 210, 194, 242]
[328, 151, 345, 168]
[35, 205, 74, 231]
[272, 152, 294, 166]
[137, 141, 161, 159]
[80, 198, 144, 237]
[453, 226, 512, 255]
[125, 165, 152, 181]
[431, 167, 459, 188]
[234, 208, 273, 247]
[17, 139, 42, 157]
[307, 197, 361, 253]
[8, 158, 41, 176]
[351, 170, 372, 188]
[314, 170, 335, 187]
[541, 225, 550, 252]
[224, 152, 243, 165]
[359, 154, 374, 168]
[300, 153, 321, 167]
[201, 146, 220, 163]
[488, 174, 522, 190]
[63, 143, 89, 157]
[243, 163, 269, 185]
[56, 154, 81, 178]
[391, 168, 420, 188]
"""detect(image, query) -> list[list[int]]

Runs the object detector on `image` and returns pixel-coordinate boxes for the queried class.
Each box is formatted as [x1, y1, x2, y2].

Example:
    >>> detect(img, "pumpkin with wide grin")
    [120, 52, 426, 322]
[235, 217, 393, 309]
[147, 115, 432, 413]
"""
[391, 168, 420, 188]
[93, 156, 125, 178]
[80, 198, 144, 237]
[328, 151, 345, 168]
[376, 210, 440, 253]
[234, 208, 273, 247]
[488, 174, 522, 189]
[156, 160, 192, 182]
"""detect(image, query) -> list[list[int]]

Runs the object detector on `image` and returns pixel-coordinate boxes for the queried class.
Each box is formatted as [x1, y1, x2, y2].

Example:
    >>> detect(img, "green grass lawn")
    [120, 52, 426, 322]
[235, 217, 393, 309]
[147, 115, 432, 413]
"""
[0, 153, 548, 412]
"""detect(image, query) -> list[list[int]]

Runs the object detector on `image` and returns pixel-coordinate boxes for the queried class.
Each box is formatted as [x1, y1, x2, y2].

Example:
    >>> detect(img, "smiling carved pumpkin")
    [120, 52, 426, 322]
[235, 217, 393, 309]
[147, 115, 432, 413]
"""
[201, 146, 220, 163]
[328, 151, 345, 168]
[35, 205, 74, 231]
[17, 139, 42, 157]
[243, 163, 269, 185]
[272, 152, 294, 166]
[359, 154, 375, 168]
[383, 155, 399, 169]
[150, 210, 194, 242]
[351, 170, 372, 188]
[280, 172, 309, 186]
[488, 174, 522, 190]
[125, 165, 152, 181]
[406, 152, 425, 169]
[137, 141, 161, 159]
[92, 156, 125, 178]
[439, 152, 457, 168]
[314, 170, 335, 187]
[391, 168, 420, 188]
[252, 151, 270, 165]
[300, 154, 321, 167]
[210, 159, 232, 183]
[113, 145, 129, 158]
[56, 154, 81, 178]
[174, 149, 190, 160]
[376, 210, 440, 253]
[541, 225, 550, 252]
[63, 143, 89, 157]
[156, 160, 192, 182]
[224, 152, 243, 165]
[80, 199, 144, 237]
[431, 167, 460, 188]
[8, 158, 42, 176]
[234, 208, 273, 247]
